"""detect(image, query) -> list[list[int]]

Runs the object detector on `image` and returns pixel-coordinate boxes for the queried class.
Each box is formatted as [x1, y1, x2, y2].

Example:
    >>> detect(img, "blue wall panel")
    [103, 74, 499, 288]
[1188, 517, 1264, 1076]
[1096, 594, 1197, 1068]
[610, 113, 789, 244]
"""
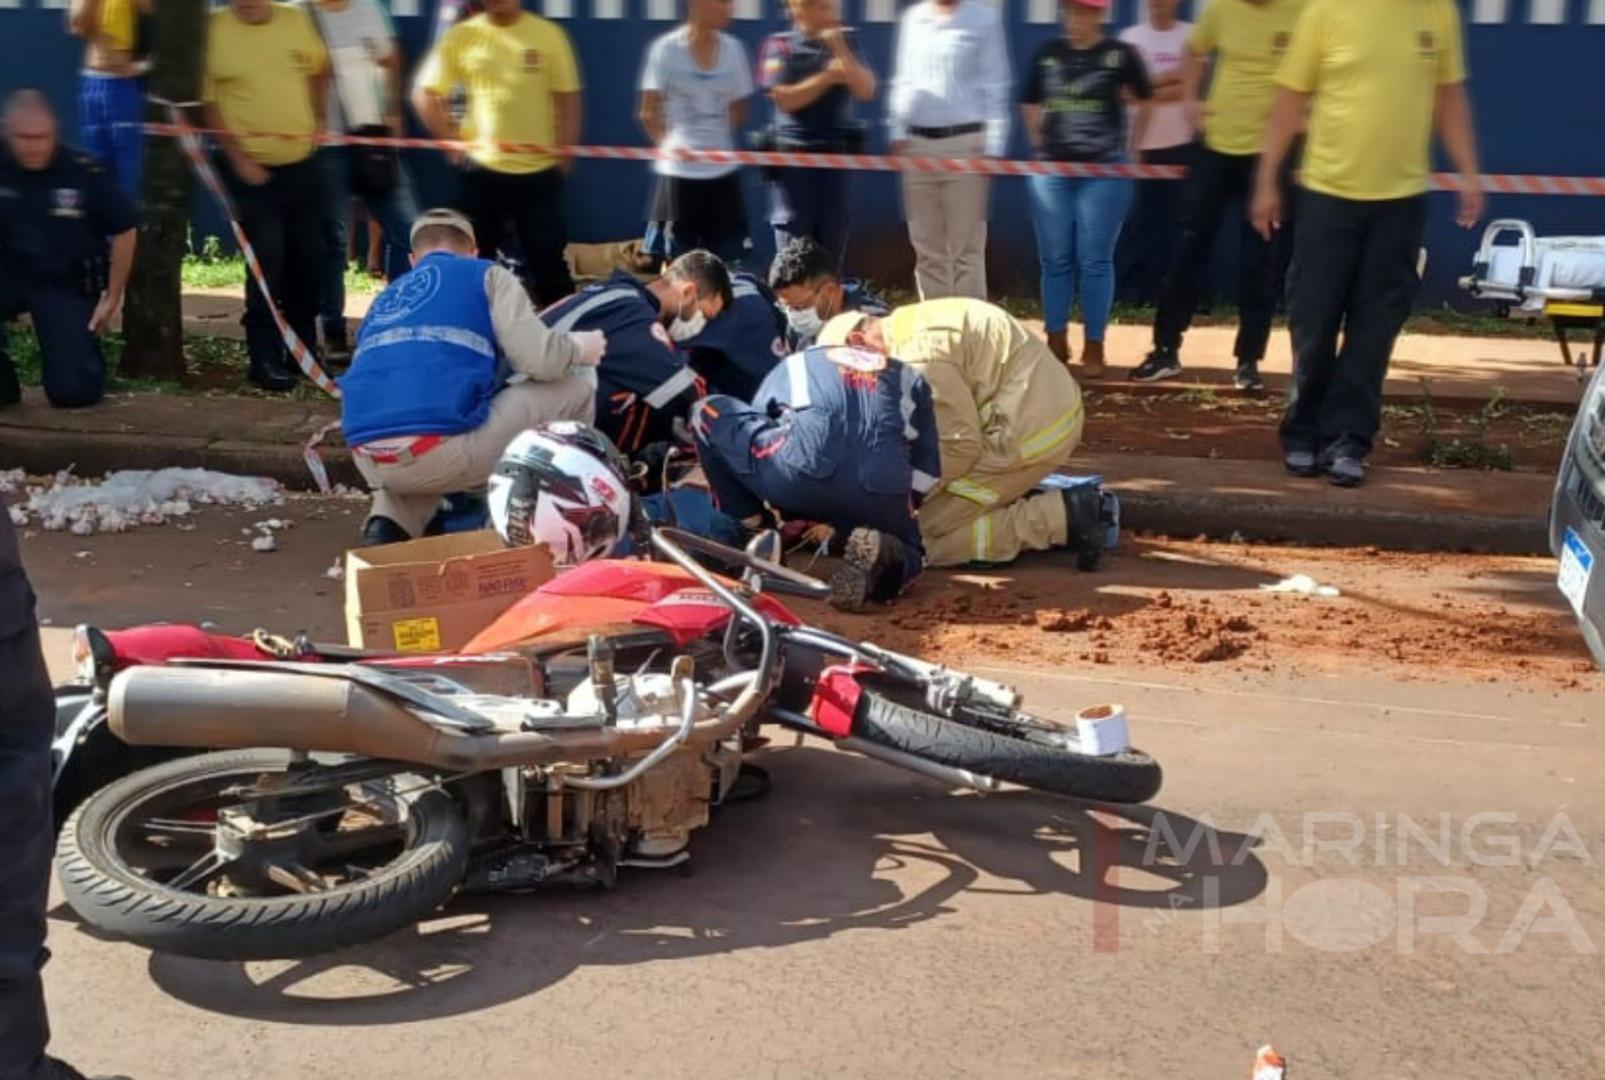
[3, 0, 1603, 304]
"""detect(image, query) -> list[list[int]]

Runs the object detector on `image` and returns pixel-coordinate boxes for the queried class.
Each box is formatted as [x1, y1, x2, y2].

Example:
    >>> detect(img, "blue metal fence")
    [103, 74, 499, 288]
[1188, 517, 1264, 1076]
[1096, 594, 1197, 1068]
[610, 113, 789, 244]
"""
[3, 0, 1602, 303]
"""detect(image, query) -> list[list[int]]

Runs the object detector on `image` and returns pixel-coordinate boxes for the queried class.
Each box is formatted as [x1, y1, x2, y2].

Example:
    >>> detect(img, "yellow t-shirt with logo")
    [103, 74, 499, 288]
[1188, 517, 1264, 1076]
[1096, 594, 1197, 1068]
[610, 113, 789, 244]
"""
[203, 4, 328, 166]
[1188, 0, 1306, 156]
[1277, 0, 1465, 201]
[418, 13, 582, 175]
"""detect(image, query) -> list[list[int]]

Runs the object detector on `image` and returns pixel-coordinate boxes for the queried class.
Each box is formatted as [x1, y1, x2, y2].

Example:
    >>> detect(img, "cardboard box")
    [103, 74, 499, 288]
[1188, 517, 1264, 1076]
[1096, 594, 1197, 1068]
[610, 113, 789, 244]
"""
[345, 531, 555, 653]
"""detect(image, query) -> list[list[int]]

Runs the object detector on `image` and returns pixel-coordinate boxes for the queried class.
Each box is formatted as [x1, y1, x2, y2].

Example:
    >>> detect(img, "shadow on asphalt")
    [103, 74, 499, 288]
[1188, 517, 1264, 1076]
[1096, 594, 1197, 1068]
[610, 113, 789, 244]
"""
[137, 745, 1266, 1026]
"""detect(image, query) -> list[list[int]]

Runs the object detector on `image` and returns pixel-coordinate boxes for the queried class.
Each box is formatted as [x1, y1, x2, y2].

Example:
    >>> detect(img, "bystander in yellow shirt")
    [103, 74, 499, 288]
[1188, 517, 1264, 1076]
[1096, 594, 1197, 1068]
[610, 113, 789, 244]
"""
[203, 3, 328, 166]
[417, 12, 581, 175]
[1276, 0, 1465, 201]
[1188, 0, 1306, 157]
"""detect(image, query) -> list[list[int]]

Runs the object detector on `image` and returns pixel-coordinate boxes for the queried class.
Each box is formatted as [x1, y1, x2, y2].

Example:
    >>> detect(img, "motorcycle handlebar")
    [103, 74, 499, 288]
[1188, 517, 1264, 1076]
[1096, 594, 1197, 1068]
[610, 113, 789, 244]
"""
[653, 526, 833, 602]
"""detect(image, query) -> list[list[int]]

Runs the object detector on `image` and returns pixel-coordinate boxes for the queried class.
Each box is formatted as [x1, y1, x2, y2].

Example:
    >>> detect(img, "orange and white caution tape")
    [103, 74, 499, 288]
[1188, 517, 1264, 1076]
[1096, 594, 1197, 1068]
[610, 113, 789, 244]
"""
[164, 107, 342, 492]
[165, 109, 343, 401]
[143, 122, 1605, 194]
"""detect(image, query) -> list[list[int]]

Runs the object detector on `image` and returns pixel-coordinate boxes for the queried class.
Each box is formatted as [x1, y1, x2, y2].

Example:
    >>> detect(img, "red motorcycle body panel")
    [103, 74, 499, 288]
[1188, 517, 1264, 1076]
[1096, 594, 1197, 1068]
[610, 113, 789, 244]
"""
[465, 559, 800, 653]
[104, 625, 268, 667]
[810, 664, 874, 737]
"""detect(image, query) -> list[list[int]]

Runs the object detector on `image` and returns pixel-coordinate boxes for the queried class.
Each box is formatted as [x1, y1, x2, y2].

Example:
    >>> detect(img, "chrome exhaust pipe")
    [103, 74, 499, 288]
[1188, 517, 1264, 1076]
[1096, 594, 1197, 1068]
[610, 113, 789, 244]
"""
[109, 665, 754, 773]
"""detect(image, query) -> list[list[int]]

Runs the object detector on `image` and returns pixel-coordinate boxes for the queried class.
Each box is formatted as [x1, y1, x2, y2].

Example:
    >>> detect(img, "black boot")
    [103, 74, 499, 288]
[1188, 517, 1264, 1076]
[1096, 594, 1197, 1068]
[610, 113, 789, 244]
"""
[1062, 485, 1104, 571]
[361, 515, 411, 547]
[248, 352, 299, 393]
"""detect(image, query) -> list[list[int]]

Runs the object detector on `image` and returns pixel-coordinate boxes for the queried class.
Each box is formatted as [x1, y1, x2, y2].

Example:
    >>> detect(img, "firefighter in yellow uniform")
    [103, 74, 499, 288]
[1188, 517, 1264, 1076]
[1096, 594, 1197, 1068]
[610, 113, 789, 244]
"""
[818, 300, 1086, 567]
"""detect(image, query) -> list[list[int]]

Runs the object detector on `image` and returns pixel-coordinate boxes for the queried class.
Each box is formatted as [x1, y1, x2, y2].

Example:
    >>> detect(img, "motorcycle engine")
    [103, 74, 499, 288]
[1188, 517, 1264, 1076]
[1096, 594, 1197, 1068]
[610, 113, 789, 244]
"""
[561, 673, 742, 859]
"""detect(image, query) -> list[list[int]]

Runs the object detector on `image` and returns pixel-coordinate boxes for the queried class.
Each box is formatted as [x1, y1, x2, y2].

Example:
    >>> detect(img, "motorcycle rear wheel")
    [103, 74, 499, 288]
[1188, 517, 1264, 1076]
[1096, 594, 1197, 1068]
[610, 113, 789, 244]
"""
[57, 748, 471, 960]
[851, 677, 1162, 804]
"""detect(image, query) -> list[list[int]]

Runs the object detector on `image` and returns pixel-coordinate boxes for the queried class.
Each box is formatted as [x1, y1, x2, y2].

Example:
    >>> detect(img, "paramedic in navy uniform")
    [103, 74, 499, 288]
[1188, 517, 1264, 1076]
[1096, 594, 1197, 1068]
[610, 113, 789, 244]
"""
[0, 90, 136, 410]
[681, 267, 789, 400]
[540, 250, 733, 456]
[756, 0, 877, 265]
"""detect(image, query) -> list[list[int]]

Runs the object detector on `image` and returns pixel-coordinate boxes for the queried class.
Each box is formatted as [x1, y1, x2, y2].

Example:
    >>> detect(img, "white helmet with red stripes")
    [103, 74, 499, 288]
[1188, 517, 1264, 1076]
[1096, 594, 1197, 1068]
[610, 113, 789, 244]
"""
[488, 422, 634, 566]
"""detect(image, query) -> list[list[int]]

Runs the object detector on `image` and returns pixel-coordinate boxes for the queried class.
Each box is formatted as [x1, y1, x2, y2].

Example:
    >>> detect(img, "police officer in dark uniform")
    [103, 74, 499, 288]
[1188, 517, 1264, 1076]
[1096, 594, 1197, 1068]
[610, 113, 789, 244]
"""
[755, 0, 877, 266]
[0, 90, 136, 410]
[0, 506, 123, 1080]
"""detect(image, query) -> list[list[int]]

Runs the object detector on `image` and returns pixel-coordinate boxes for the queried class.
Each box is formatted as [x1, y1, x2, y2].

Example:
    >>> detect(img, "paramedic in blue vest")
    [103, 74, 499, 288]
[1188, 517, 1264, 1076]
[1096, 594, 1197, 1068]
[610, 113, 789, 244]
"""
[692, 345, 941, 609]
[756, 0, 877, 265]
[768, 235, 888, 350]
[0, 90, 137, 411]
[541, 250, 732, 458]
[340, 209, 606, 545]
[680, 268, 789, 400]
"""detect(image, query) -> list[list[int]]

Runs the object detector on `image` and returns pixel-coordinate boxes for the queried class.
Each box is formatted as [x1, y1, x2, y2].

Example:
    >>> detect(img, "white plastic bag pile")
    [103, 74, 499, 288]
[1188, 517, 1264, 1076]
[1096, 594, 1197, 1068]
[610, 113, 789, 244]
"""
[9, 468, 284, 536]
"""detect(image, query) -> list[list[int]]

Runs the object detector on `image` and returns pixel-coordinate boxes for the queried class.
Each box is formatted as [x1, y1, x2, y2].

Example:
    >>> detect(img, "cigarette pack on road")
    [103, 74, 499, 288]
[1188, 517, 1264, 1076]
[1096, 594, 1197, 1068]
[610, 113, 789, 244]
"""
[345, 531, 555, 653]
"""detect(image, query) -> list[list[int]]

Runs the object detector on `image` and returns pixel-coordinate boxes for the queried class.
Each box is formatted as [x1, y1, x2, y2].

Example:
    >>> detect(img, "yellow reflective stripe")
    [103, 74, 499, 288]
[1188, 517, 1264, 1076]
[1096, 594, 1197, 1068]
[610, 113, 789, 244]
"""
[1020, 401, 1085, 460]
[948, 478, 1000, 506]
[972, 514, 992, 562]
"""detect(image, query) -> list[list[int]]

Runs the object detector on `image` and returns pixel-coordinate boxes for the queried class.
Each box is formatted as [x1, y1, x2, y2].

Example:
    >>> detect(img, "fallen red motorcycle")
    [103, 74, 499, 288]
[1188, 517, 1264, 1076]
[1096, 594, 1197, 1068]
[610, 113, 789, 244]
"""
[54, 528, 1160, 960]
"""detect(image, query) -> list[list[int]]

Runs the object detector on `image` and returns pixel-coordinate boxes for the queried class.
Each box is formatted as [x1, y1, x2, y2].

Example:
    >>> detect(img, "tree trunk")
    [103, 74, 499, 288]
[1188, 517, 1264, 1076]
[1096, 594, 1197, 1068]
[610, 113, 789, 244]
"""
[119, 0, 206, 382]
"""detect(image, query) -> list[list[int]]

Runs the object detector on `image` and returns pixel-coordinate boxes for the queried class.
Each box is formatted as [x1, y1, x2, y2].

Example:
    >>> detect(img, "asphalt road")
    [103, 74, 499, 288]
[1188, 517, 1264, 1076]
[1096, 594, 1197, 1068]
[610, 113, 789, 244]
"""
[19, 500, 1605, 1079]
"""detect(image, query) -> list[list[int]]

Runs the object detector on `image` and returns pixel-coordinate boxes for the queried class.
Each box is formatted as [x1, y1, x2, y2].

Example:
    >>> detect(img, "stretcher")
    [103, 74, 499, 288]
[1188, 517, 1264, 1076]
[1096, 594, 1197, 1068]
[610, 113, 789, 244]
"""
[1460, 219, 1605, 377]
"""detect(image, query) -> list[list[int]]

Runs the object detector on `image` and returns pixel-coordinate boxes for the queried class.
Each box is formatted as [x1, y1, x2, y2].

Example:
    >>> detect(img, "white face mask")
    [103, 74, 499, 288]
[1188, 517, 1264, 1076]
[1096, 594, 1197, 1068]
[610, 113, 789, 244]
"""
[668, 296, 708, 343]
[786, 305, 824, 340]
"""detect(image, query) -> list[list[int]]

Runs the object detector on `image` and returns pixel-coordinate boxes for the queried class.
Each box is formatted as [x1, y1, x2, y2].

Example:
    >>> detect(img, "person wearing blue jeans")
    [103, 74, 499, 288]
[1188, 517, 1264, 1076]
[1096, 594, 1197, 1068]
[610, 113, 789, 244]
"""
[306, 0, 418, 358]
[1027, 174, 1134, 373]
[1018, 0, 1151, 376]
[319, 151, 418, 355]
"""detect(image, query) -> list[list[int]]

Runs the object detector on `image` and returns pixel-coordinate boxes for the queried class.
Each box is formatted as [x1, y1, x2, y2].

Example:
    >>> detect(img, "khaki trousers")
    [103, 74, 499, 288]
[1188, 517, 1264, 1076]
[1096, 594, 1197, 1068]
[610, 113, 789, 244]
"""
[919, 437, 1080, 568]
[356, 375, 596, 538]
[901, 130, 990, 301]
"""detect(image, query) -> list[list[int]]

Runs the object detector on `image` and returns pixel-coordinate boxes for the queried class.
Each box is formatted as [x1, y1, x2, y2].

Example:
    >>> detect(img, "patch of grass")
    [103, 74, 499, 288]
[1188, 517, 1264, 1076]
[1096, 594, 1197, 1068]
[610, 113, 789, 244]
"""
[1420, 384, 1514, 471]
[182, 233, 385, 296]
[6, 325, 187, 395]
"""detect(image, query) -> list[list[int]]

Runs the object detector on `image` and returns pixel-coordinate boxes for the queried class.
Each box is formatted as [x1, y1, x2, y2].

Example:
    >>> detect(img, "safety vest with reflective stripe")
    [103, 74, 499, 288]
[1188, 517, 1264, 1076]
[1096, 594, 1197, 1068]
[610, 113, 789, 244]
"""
[340, 252, 501, 446]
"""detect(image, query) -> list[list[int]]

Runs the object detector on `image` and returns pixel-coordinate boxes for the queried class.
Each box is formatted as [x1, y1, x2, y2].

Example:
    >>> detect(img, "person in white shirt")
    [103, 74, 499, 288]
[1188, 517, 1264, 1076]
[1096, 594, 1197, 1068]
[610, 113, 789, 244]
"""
[638, 0, 754, 265]
[887, 0, 1010, 301]
[1116, 0, 1193, 306]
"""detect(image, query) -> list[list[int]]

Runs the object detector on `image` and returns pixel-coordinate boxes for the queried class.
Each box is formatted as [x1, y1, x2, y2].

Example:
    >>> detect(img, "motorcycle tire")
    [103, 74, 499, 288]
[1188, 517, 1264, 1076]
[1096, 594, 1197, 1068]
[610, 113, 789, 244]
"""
[57, 749, 471, 961]
[851, 678, 1162, 804]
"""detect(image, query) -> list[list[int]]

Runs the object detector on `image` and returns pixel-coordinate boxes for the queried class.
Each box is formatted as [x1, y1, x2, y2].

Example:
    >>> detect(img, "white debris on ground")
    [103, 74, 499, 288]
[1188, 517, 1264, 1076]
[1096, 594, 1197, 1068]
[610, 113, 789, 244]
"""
[325, 558, 345, 581]
[8, 468, 284, 535]
[1260, 573, 1343, 599]
[0, 468, 23, 494]
[248, 516, 292, 553]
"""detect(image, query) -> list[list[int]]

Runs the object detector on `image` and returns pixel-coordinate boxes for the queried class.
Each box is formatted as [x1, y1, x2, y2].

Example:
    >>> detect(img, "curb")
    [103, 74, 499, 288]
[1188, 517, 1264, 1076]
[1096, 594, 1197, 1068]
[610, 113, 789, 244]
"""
[0, 428, 363, 490]
[0, 426, 1551, 556]
[1115, 487, 1549, 556]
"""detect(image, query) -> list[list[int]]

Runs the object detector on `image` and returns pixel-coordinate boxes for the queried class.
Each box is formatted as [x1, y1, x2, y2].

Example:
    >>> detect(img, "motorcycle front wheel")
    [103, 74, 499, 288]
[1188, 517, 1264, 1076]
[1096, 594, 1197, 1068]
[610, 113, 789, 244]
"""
[57, 748, 471, 960]
[851, 677, 1163, 804]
